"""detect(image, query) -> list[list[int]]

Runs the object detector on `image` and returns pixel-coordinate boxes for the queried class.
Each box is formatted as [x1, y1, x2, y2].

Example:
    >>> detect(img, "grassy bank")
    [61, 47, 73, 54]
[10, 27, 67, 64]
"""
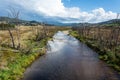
[0, 25, 70, 80]
[70, 30, 120, 73]
[0, 37, 50, 80]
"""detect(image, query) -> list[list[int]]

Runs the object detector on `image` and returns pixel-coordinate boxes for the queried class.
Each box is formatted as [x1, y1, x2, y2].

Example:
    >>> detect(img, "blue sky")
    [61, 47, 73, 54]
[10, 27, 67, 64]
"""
[0, 0, 119, 23]
[63, 0, 120, 12]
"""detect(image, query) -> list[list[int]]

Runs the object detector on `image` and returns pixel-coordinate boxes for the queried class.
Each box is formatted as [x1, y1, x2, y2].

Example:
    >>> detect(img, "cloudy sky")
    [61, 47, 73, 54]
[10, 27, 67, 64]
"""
[0, 0, 119, 23]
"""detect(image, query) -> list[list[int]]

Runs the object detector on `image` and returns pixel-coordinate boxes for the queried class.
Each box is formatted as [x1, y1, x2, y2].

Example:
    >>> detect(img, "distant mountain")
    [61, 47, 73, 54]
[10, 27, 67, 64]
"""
[70, 23, 95, 27]
[0, 16, 56, 26]
[0, 16, 120, 27]
[99, 19, 120, 25]
[66, 19, 120, 27]
[0, 16, 42, 26]
[0, 16, 27, 23]
[48, 22, 94, 27]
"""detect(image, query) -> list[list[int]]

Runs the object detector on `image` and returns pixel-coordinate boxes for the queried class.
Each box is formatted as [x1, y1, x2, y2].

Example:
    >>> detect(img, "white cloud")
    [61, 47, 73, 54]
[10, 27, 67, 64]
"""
[1, 0, 118, 23]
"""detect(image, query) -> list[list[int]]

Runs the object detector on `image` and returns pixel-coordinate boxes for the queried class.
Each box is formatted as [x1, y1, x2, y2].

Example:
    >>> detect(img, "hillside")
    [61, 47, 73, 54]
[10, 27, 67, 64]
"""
[0, 16, 120, 27]
[0, 16, 42, 26]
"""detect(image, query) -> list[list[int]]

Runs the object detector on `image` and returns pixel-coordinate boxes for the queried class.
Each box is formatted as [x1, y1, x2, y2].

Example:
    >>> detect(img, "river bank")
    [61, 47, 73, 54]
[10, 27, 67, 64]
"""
[70, 30, 120, 73]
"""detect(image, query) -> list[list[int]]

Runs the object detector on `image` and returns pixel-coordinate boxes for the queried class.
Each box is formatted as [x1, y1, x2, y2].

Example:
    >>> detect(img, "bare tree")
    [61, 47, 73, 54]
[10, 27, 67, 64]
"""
[7, 7, 20, 49]
[42, 22, 48, 37]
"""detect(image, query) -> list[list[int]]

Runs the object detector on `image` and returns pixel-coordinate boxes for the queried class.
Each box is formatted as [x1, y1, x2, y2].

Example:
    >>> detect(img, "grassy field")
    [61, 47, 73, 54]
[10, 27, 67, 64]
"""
[0, 25, 70, 80]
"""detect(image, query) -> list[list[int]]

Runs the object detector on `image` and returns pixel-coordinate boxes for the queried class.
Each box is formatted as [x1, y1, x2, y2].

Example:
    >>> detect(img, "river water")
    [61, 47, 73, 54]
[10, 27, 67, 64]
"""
[23, 31, 120, 80]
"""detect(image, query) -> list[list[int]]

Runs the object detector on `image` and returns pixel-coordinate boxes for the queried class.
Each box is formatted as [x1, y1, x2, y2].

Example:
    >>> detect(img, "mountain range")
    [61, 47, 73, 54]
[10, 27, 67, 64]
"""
[0, 16, 120, 27]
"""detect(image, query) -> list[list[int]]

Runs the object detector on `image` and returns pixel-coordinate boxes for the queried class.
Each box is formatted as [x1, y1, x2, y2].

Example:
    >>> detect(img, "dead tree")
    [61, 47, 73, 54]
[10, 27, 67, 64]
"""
[0, 23, 15, 48]
[115, 13, 120, 47]
[8, 25, 15, 48]
[42, 23, 48, 38]
[7, 7, 20, 49]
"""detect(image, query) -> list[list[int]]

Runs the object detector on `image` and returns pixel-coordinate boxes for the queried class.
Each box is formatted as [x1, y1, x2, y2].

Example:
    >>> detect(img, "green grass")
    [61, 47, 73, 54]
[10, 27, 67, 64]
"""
[0, 37, 50, 80]
[0, 53, 39, 80]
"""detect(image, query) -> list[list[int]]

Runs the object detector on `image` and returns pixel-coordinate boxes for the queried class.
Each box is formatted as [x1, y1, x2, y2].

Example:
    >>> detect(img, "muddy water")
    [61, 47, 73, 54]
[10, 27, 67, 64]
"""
[23, 31, 120, 80]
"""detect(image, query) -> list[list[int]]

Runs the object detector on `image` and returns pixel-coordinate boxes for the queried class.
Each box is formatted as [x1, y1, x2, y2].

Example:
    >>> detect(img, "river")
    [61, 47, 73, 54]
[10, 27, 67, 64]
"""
[23, 31, 120, 80]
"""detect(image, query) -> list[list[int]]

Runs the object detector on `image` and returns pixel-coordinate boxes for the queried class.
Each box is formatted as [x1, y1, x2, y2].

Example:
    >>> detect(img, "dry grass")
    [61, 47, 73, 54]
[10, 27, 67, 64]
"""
[83, 27, 120, 42]
[0, 26, 43, 47]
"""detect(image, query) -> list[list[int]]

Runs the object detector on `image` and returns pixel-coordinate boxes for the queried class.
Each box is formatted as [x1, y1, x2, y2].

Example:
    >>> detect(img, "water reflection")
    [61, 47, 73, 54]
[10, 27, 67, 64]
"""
[47, 31, 79, 53]
[23, 31, 120, 80]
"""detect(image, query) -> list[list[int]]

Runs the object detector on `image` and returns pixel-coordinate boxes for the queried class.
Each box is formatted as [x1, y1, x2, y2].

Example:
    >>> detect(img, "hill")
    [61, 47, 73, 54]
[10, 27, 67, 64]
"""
[0, 16, 120, 27]
[0, 16, 42, 26]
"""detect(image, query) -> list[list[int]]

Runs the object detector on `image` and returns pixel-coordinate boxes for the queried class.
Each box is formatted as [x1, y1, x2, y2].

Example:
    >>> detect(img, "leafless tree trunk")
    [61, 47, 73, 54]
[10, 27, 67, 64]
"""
[7, 7, 21, 49]
[42, 23, 48, 38]
[8, 28, 15, 48]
